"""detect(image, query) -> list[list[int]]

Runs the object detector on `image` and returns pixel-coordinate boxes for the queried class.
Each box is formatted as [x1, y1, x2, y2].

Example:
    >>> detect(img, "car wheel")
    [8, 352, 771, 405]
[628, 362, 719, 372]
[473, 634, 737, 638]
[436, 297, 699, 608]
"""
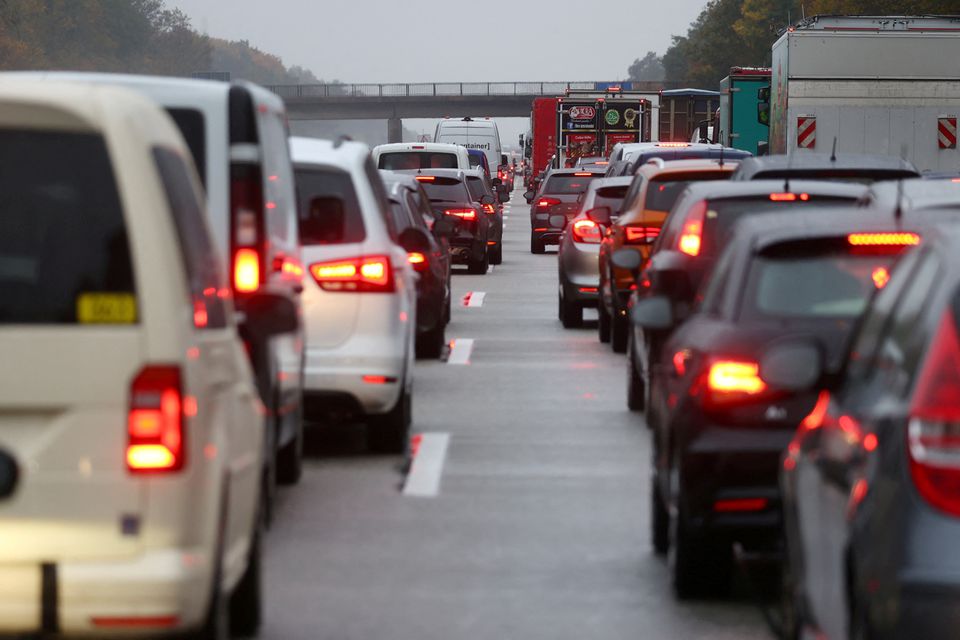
[229, 518, 263, 636]
[490, 242, 503, 265]
[651, 477, 669, 555]
[367, 389, 411, 454]
[598, 300, 611, 343]
[611, 311, 628, 354]
[416, 322, 446, 359]
[560, 288, 582, 328]
[670, 475, 732, 599]
[627, 335, 645, 412]
[276, 401, 303, 485]
[530, 233, 545, 254]
[467, 247, 489, 274]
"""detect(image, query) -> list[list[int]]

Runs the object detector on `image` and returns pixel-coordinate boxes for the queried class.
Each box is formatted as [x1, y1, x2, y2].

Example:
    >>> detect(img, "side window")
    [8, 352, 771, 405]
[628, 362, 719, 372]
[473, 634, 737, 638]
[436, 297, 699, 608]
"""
[388, 198, 411, 232]
[153, 147, 228, 329]
[698, 246, 735, 317]
[364, 158, 397, 240]
[842, 249, 923, 386]
[410, 188, 437, 230]
[872, 251, 941, 398]
[403, 192, 430, 231]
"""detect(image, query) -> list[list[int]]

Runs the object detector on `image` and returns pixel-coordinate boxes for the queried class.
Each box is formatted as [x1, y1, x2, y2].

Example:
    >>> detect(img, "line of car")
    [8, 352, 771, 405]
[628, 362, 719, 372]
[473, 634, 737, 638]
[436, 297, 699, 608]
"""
[0, 73, 509, 638]
[535, 138, 960, 636]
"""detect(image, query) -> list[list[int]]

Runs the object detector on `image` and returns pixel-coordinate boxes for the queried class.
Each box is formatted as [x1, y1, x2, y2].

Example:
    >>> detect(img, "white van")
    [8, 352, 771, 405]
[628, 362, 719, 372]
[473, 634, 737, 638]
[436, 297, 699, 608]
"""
[373, 142, 470, 171]
[434, 118, 504, 176]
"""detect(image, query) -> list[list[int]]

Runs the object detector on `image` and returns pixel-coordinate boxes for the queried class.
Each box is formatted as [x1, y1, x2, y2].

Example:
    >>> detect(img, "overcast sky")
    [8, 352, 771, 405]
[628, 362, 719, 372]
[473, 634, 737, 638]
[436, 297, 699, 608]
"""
[168, 0, 709, 145]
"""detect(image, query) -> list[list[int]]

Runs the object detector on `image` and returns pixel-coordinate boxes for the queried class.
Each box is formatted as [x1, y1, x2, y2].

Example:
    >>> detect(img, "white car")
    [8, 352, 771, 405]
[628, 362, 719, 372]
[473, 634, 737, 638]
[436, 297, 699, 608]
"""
[291, 137, 417, 453]
[372, 142, 471, 171]
[0, 80, 281, 637]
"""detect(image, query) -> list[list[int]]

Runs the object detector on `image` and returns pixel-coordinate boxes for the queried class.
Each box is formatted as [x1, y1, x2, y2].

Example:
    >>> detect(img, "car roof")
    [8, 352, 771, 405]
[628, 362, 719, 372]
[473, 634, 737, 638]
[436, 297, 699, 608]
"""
[637, 158, 740, 177]
[586, 176, 634, 190]
[630, 145, 751, 171]
[732, 153, 920, 180]
[374, 142, 464, 153]
[289, 136, 371, 168]
[414, 168, 467, 180]
[864, 177, 960, 213]
[379, 170, 421, 189]
[677, 179, 868, 201]
[546, 168, 606, 177]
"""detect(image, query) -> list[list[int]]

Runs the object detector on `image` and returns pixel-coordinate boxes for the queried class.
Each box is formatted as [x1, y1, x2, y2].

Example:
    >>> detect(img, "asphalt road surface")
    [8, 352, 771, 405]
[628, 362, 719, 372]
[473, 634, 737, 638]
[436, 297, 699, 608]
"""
[261, 187, 775, 640]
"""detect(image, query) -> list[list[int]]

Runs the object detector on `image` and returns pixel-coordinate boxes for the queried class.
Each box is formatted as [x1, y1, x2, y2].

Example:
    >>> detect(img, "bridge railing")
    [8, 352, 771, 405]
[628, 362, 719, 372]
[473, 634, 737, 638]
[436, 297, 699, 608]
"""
[267, 81, 676, 99]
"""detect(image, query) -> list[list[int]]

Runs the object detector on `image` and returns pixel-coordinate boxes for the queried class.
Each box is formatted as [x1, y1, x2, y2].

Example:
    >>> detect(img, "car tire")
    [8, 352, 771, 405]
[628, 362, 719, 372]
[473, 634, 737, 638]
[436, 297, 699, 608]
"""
[611, 312, 628, 354]
[670, 483, 732, 599]
[276, 402, 303, 486]
[530, 234, 545, 254]
[598, 300, 611, 343]
[560, 289, 582, 328]
[490, 242, 503, 265]
[229, 520, 263, 637]
[367, 389, 411, 454]
[627, 336, 645, 412]
[467, 247, 489, 275]
[651, 479, 669, 555]
[416, 322, 446, 359]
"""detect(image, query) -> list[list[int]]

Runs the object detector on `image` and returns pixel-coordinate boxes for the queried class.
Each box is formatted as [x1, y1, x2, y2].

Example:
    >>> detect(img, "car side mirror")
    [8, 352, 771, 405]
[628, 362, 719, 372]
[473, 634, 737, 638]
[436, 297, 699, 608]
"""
[480, 194, 495, 205]
[760, 339, 823, 392]
[548, 214, 567, 230]
[524, 190, 535, 203]
[630, 296, 674, 331]
[498, 190, 510, 204]
[492, 177, 503, 187]
[611, 248, 642, 273]
[398, 227, 432, 254]
[586, 206, 612, 226]
[243, 292, 299, 340]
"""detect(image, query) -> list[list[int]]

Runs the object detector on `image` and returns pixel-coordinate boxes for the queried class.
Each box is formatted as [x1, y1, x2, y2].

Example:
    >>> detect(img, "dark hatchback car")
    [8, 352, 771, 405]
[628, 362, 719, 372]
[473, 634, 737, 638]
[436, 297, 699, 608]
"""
[779, 223, 960, 640]
[631, 210, 922, 599]
[623, 179, 869, 411]
[415, 169, 494, 274]
[381, 172, 453, 358]
[524, 168, 604, 254]
[731, 153, 920, 183]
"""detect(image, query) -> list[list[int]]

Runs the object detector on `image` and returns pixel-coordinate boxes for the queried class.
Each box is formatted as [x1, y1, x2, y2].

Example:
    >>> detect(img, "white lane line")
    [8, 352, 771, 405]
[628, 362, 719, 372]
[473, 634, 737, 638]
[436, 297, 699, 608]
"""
[447, 338, 474, 365]
[466, 291, 485, 307]
[486, 265, 495, 274]
[402, 432, 450, 497]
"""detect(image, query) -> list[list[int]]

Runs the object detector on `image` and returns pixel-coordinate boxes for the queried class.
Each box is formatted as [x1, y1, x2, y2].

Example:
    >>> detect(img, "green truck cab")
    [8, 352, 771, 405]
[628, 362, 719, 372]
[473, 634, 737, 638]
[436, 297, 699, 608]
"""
[718, 67, 770, 155]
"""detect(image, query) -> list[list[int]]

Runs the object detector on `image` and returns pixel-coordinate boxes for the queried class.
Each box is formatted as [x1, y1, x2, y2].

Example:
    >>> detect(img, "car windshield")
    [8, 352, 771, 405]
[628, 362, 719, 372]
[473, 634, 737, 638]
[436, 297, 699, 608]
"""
[0, 129, 135, 324]
[544, 174, 598, 195]
[379, 152, 459, 170]
[295, 168, 366, 244]
[741, 243, 902, 321]
[419, 176, 471, 202]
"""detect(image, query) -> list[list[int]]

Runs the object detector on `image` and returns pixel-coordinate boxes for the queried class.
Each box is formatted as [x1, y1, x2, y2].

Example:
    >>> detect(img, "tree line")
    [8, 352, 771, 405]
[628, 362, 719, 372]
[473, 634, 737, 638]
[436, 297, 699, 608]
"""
[627, 0, 960, 87]
[0, 0, 324, 84]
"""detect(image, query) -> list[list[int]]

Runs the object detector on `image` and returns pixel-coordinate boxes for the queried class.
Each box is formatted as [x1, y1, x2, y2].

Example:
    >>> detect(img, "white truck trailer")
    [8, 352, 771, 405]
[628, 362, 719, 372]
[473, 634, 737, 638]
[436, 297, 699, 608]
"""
[770, 15, 960, 172]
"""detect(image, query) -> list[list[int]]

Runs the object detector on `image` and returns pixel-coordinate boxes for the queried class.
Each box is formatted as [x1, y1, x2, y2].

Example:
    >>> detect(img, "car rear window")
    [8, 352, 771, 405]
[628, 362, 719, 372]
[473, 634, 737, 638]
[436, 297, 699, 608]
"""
[741, 241, 903, 321]
[699, 195, 856, 256]
[419, 177, 471, 203]
[593, 185, 629, 212]
[466, 177, 487, 201]
[166, 108, 207, 188]
[544, 174, 598, 195]
[0, 130, 136, 325]
[751, 169, 917, 184]
[379, 152, 458, 170]
[295, 168, 366, 245]
[645, 172, 729, 211]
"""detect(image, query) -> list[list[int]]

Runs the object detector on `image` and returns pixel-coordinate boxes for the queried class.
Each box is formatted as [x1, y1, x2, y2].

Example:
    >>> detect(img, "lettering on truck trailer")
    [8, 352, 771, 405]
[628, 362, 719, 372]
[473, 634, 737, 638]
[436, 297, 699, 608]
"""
[457, 142, 492, 151]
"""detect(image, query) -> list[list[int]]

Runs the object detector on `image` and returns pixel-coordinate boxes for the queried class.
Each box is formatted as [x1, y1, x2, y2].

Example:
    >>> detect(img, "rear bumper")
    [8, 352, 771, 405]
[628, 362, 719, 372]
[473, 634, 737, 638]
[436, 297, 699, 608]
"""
[303, 336, 406, 415]
[0, 548, 212, 637]
[560, 241, 600, 303]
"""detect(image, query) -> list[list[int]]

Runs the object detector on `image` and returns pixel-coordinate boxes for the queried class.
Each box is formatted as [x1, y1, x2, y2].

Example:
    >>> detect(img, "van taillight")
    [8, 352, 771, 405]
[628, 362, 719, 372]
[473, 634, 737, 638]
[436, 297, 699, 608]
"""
[127, 366, 184, 473]
[231, 165, 264, 294]
[908, 309, 960, 517]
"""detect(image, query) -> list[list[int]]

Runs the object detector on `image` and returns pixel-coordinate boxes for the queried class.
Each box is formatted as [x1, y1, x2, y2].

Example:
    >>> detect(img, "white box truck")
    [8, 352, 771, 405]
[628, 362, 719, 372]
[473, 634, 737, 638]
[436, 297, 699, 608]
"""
[770, 15, 960, 172]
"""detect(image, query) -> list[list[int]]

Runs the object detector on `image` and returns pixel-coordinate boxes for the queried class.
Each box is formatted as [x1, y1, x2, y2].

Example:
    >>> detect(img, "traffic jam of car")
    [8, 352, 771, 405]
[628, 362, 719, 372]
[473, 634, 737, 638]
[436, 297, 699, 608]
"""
[2, 12, 960, 640]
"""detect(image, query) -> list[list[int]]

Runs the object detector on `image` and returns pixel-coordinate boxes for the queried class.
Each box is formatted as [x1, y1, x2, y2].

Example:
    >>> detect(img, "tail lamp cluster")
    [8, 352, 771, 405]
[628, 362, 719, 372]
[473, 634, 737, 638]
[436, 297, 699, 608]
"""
[127, 366, 184, 473]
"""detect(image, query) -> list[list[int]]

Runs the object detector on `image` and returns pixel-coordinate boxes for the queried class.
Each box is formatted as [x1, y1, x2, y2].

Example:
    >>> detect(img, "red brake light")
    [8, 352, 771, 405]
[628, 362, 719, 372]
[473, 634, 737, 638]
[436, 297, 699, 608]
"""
[445, 208, 477, 221]
[571, 219, 601, 244]
[871, 266, 891, 289]
[407, 252, 428, 272]
[625, 226, 660, 244]
[769, 192, 810, 201]
[233, 248, 261, 293]
[573, 172, 593, 177]
[231, 165, 264, 294]
[848, 232, 920, 247]
[678, 200, 707, 257]
[127, 366, 183, 473]
[415, 176, 436, 182]
[309, 256, 394, 292]
[707, 360, 766, 402]
[908, 309, 960, 517]
[482, 203, 496, 214]
[713, 498, 769, 513]
[537, 197, 561, 210]
[657, 142, 689, 148]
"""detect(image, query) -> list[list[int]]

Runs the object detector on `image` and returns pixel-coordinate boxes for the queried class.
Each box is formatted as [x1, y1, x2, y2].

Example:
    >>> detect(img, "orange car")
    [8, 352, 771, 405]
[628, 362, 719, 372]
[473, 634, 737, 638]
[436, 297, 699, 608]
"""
[597, 158, 739, 352]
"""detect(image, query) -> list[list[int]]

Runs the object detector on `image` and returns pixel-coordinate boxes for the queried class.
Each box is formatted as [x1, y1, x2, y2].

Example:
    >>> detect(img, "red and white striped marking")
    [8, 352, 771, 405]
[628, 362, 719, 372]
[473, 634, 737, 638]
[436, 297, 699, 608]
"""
[447, 338, 474, 365]
[462, 292, 486, 307]
[939, 116, 957, 149]
[402, 432, 450, 497]
[797, 116, 817, 149]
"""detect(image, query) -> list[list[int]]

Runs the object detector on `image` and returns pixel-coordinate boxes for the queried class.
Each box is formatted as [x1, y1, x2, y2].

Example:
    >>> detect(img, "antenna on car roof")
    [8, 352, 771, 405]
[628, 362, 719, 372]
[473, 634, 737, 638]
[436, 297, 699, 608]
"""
[894, 143, 908, 225]
[719, 137, 725, 167]
[830, 137, 838, 162]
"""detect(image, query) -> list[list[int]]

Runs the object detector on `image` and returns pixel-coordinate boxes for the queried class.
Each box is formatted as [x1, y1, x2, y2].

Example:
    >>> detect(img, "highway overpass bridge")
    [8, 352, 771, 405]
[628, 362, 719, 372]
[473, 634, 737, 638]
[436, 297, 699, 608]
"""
[267, 81, 684, 142]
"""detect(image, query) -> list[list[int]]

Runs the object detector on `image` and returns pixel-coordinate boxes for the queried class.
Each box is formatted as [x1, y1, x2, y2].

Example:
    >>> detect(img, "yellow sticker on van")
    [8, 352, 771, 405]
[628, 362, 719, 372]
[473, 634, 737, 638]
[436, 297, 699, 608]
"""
[76, 294, 137, 324]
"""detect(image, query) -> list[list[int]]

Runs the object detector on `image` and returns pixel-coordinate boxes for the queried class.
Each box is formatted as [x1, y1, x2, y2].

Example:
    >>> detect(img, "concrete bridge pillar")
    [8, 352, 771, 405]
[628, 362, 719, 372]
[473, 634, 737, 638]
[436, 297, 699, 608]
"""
[387, 117, 403, 143]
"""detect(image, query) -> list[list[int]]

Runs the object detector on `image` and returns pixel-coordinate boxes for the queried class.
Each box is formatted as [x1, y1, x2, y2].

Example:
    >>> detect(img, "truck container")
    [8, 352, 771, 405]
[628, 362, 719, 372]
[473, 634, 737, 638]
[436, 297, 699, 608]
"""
[770, 15, 960, 172]
[659, 88, 720, 142]
[718, 67, 770, 154]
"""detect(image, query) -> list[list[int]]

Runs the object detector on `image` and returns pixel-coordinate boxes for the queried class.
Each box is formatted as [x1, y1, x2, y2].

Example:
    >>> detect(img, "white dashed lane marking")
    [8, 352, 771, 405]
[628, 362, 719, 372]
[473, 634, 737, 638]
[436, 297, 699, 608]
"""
[446, 338, 474, 365]
[402, 432, 450, 497]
